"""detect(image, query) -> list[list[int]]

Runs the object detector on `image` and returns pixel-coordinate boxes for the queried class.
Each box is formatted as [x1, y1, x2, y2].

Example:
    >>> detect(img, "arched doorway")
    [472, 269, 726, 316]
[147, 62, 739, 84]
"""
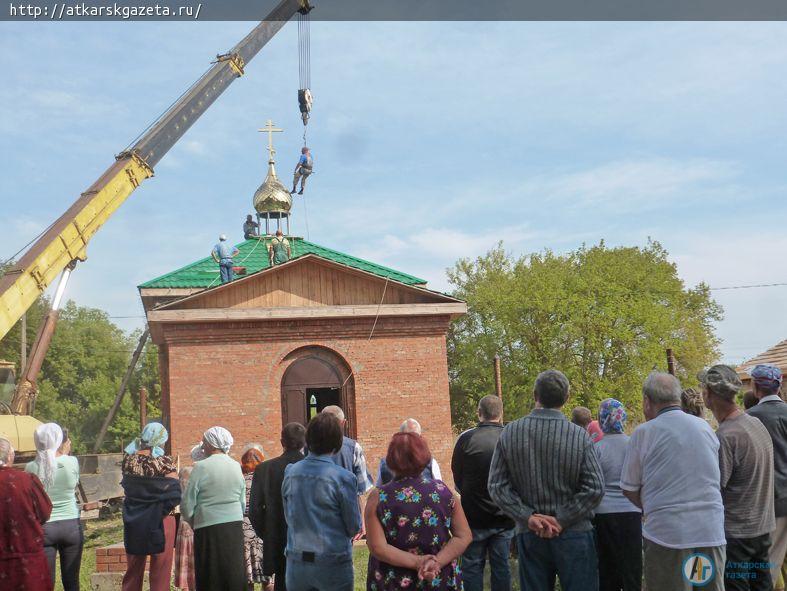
[280, 347, 356, 438]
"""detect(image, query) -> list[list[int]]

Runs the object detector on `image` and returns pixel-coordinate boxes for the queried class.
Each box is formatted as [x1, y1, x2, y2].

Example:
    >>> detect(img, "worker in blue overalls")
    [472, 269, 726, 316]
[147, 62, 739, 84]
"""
[211, 234, 239, 283]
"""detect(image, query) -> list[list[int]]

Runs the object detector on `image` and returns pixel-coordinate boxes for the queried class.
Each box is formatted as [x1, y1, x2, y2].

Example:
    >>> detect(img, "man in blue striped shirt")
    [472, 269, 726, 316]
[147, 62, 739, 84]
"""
[488, 369, 604, 591]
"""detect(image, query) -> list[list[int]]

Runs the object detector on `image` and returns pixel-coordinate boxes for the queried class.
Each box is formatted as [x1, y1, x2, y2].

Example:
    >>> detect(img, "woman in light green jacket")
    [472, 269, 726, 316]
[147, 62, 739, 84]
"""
[25, 422, 82, 591]
[182, 426, 247, 591]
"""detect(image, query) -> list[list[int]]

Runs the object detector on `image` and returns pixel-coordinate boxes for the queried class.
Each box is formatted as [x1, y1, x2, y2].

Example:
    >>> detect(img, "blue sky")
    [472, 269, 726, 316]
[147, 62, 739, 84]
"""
[1, 22, 787, 365]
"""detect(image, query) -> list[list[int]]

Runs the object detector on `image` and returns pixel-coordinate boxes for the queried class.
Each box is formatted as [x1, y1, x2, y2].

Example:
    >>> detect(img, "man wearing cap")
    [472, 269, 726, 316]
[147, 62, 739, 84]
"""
[748, 363, 787, 587]
[211, 234, 239, 284]
[701, 365, 775, 591]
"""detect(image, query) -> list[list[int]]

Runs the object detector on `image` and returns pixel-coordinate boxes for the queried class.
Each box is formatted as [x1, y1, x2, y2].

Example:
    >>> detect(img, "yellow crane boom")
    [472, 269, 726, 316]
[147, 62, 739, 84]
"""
[0, 0, 304, 341]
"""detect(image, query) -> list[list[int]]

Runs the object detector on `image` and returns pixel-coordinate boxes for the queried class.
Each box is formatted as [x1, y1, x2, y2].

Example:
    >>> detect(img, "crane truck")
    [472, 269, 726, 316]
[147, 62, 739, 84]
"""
[0, 0, 311, 492]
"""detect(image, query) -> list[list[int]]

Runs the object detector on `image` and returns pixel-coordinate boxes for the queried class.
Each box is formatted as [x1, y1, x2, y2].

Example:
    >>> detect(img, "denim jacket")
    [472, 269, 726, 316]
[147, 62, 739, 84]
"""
[282, 454, 361, 563]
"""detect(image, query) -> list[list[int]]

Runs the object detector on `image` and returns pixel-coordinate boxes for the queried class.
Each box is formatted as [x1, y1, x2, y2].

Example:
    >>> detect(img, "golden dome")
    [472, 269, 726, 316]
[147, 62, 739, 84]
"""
[253, 119, 292, 215]
[253, 160, 292, 215]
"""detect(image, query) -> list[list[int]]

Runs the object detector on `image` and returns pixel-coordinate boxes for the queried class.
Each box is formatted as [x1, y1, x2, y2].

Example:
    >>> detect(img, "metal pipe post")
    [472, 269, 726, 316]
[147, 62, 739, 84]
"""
[93, 329, 149, 452]
[494, 354, 503, 399]
[139, 387, 147, 430]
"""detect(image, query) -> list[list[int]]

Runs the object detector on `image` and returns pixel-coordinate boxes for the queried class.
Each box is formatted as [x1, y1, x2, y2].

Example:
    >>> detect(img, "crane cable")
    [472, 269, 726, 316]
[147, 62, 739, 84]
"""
[297, 4, 312, 144]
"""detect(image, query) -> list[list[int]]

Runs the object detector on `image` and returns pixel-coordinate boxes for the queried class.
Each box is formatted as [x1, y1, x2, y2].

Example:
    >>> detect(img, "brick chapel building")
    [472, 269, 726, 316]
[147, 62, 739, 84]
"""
[138, 236, 466, 479]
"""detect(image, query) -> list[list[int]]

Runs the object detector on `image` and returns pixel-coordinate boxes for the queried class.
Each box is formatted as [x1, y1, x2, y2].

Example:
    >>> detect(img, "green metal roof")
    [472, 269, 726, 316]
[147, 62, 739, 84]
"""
[138, 237, 427, 289]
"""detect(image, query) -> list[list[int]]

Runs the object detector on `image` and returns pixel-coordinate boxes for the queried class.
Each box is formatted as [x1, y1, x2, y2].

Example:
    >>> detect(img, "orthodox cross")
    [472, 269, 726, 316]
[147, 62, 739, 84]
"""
[258, 119, 284, 163]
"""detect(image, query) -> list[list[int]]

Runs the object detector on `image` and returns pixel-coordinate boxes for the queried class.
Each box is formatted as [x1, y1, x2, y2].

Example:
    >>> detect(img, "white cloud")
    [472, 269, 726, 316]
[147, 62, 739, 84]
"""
[671, 230, 787, 365]
[524, 158, 739, 211]
[181, 140, 208, 156]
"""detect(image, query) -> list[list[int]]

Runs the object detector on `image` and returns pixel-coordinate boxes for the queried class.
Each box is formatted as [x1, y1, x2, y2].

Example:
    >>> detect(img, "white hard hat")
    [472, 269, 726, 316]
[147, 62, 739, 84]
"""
[219, 234, 227, 241]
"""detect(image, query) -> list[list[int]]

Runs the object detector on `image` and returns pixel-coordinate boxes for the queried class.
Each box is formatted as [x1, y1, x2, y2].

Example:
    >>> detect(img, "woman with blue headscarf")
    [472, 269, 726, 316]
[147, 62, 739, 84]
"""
[593, 399, 642, 591]
[121, 422, 181, 591]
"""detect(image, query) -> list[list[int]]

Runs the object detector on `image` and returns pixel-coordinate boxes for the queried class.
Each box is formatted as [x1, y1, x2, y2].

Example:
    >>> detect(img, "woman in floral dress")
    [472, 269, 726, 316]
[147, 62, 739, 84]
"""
[174, 466, 195, 591]
[366, 432, 471, 590]
[241, 446, 273, 591]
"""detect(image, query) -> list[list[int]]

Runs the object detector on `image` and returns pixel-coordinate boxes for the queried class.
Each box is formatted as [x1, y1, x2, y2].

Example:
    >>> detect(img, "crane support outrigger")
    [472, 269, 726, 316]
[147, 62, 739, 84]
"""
[0, 0, 312, 418]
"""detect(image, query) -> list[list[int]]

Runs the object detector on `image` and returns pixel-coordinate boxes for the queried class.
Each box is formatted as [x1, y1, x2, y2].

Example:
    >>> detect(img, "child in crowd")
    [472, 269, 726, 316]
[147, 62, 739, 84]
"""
[571, 405, 604, 442]
[174, 466, 195, 591]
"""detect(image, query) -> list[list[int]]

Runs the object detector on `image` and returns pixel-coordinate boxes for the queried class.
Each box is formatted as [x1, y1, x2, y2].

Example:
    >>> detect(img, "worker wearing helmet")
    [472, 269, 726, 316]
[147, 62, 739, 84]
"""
[211, 235, 239, 283]
[291, 147, 313, 195]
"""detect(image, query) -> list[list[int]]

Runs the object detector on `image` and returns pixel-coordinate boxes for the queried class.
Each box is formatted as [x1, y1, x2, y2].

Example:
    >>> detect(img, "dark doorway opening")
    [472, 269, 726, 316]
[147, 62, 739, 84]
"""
[280, 348, 356, 438]
[306, 387, 341, 420]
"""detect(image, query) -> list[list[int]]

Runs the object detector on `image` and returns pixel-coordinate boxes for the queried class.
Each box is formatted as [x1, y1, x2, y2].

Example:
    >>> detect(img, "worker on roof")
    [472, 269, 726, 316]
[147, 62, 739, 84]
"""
[291, 147, 313, 195]
[268, 230, 291, 266]
[243, 215, 260, 240]
[211, 234, 239, 284]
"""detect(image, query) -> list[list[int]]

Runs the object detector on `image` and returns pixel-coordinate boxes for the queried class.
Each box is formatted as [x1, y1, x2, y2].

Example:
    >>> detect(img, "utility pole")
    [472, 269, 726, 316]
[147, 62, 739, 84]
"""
[666, 348, 676, 376]
[93, 329, 149, 452]
[493, 354, 503, 399]
[139, 387, 147, 431]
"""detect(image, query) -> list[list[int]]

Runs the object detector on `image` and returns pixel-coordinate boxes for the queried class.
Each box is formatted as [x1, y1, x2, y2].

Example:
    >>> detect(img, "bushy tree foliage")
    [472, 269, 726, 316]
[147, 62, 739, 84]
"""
[447, 241, 722, 429]
[0, 280, 159, 452]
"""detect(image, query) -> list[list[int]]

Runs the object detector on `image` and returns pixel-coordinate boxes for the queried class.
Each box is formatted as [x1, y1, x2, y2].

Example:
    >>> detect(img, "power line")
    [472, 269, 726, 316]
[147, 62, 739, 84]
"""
[710, 282, 787, 291]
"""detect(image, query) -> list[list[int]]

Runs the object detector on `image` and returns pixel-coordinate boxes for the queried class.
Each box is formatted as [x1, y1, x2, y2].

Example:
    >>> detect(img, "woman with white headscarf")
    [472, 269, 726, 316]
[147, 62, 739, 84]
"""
[181, 426, 247, 591]
[25, 422, 82, 591]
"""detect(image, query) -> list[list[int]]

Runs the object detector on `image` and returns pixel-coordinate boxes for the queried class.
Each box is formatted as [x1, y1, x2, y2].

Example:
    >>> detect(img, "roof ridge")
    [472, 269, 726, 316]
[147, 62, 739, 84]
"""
[739, 338, 787, 369]
[297, 238, 426, 284]
[138, 237, 427, 289]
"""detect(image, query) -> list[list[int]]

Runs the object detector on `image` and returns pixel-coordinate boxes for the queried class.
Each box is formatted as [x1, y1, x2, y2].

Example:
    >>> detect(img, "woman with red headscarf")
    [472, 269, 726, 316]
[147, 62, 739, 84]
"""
[241, 445, 272, 591]
[0, 436, 53, 591]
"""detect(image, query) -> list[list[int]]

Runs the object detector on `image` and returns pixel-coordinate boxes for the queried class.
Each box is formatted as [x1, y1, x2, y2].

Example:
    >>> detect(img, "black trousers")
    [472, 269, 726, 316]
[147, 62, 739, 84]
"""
[725, 534, 773, 591]
[43, 518, 84, 591]
[593, 512, 642, 591]
[194, 521, 246, 591]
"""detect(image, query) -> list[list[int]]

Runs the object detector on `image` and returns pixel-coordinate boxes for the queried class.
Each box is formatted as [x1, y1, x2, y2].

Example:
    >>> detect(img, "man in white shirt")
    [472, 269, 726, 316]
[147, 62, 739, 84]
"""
[375, 418, 442, 485]
[621, 371, 726, 591]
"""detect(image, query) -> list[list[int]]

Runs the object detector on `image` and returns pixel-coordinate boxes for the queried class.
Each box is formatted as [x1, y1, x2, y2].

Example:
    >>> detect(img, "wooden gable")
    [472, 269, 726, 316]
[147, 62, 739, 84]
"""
[166, 255, 458, 311]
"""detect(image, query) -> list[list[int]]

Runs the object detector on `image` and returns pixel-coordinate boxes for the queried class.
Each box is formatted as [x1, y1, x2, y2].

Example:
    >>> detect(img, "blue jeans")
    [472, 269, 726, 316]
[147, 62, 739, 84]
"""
[43, 518, 83, 591]
[462, 527, 515, 591]
[517, 530, 599, 591]
[219, 260, 234, 283]
[285, 557, 354, 591]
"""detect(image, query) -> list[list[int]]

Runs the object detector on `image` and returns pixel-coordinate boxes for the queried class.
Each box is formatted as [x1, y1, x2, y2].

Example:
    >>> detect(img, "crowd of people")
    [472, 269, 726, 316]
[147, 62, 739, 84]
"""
[1, 361, 786, 591]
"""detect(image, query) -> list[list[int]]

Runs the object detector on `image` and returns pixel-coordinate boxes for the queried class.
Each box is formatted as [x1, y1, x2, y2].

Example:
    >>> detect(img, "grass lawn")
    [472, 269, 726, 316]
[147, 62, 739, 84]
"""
[57, 515, 523, 591]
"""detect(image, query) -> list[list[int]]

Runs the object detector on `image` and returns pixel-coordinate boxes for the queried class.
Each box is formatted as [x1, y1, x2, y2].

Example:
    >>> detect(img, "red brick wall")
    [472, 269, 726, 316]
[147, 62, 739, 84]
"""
[156, 315, 456, 486]
[95, 543, 137, 573]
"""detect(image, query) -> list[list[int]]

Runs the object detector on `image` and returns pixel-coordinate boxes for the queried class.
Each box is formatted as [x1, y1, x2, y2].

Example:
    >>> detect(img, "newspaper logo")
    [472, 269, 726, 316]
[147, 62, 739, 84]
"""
[683, 553, 715, 586]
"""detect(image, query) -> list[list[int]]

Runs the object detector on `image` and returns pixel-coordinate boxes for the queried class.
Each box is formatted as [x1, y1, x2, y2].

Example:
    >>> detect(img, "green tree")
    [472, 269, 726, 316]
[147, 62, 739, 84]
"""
[31, 301, 146, 453]
[447, 240, 722, 429]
